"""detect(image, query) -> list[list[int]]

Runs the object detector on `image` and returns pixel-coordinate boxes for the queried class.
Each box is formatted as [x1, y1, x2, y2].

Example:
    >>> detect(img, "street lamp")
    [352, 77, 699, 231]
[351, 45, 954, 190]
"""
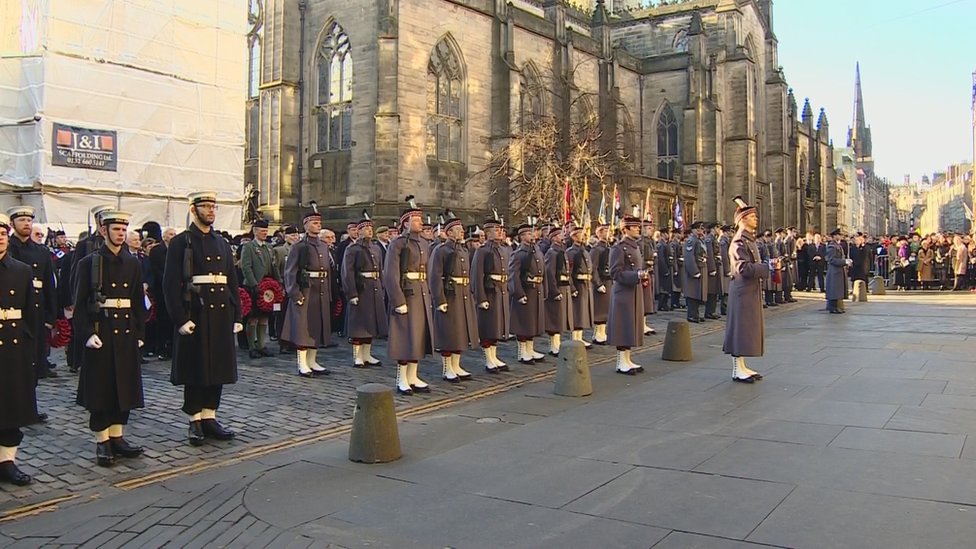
[0, 115, 41, 128]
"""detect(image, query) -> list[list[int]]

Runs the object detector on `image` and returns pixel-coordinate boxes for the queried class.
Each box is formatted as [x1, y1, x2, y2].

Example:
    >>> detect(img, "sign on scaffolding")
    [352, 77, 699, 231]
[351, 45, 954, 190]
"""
[51, 123, 117, 172]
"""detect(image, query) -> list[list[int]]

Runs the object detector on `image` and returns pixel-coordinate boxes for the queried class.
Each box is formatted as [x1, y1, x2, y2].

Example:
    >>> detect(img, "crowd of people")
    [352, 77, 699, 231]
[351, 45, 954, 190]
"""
[3, 187, 969, 488]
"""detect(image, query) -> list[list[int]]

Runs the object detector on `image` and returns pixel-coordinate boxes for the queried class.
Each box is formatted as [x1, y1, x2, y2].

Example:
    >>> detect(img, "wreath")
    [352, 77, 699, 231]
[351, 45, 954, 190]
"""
[333, 297, 343, 319]
[256, 277, 285, 313]
[49, 318, 72, 348]
[239, 287, 252, 317]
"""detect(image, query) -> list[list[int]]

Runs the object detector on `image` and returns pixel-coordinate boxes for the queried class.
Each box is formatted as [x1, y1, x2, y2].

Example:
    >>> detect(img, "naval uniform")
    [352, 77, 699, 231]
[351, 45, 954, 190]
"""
[8, 236, 56, 378]
[0, 253, 39, 449]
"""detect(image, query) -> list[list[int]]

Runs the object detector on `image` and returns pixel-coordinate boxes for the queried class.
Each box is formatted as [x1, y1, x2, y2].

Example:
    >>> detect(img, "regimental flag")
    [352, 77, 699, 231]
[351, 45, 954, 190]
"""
[581, 178, 589, 224]
[610, 184, 620, 233]
[674, 201, 684, 230]
[644, 187, 653, 225]
[597, 184, 607, 225]
[563, 178, 572, 224]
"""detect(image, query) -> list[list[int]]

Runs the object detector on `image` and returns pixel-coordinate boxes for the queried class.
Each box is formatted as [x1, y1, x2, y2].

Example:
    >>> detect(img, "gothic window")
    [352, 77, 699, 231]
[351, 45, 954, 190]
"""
[247, 0, 262, 99]
[656, 104, 679, 180]
[617, 105, 636, 169]
[519, 66, 544, 131]
[427, 37, 464, 163]
[673, 29, 689, 53]
[571, 95, 598, 142]
[315, 20, 353, 153]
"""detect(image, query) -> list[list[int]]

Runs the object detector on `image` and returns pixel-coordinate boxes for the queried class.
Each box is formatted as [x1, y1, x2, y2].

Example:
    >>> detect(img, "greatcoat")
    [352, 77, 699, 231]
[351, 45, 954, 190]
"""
[341, 239, 388, 339]
[73, 246, 145, 413]
[590, 240, 611, 323]
[915, 246, 935, 282]
[670, 239, 683, 292]
[607, 237, 645, 348]
[163, 224, 242, 387]
[544, 243, 574, 333]
[704, 233, 719, 297]
[723, 229, 769, 357]
[429, 239, 478, 351]
[498, 243, 513, 336]
[0, 253, 39, 429]
[683, 234, 708, 301]
[719, 234, 733, 294]
[825, 241, 849, 301]
[508, 242, 545, 338]
[280, 236, 332, 348]
[566, 243, 594, 330]
[640, 237, 656, 314]
[655, 239, 673, 297]
[470, 240, 508, 341]
[383, 233, 435, 361]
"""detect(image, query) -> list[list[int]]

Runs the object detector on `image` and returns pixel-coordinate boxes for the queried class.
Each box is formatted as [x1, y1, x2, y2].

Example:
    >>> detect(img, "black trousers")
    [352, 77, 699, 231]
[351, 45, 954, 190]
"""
[89, 410, 131, 432]
[705, 293, 718, 316]
[0, 428, 24, 448]
[182, 385, 223, 415]
[686, 299, 702, 320]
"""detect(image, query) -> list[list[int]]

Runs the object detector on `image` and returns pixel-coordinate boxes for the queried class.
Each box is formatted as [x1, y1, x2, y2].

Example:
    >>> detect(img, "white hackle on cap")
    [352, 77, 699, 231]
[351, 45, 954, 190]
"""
[732, 196, 748, 208]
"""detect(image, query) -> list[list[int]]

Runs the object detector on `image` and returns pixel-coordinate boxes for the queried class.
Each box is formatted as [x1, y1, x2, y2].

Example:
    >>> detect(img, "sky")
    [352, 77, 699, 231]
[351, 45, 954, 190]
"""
[775, 0, 975, 185]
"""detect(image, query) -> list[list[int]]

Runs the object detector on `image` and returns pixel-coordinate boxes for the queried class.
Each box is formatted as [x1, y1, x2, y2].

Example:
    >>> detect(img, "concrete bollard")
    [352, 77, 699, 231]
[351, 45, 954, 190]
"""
[868, 276, 886, 295]
[554, 340, 592, 397]
[348, 383, 402, 464]
[852, 279, 868, 302]
[662, 320, 692, 362]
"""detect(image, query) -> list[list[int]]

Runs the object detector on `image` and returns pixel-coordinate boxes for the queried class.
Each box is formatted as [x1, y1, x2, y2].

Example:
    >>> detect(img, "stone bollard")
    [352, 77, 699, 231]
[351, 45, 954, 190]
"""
[868, 276, 886, 295]
[348, 383, 402, 464]
[852, 279, 868, 302]
[661, 320, 692, 362]
[554, 340, 592, 397]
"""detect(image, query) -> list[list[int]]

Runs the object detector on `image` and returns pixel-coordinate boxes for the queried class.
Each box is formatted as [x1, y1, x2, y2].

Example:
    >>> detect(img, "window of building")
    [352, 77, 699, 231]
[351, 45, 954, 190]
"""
[657, 104, 679, 180]
[427, 37, 464, 163]
[315, 20, 352, 152]
[247, 0, 262, 100]
[519, 65, 544, 131]
[617, 105, 636, 169]
[673, 29, 689, 53]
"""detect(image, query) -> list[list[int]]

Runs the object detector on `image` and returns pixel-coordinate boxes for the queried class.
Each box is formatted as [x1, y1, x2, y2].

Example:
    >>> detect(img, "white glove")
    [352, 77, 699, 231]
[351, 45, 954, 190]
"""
[693, 273, 701, 278]
[349, 297, 359, 305]
[178, 320, 196, 335]
[85, 334, 103, 349]
[709, 271, 717, 276]
[138, 340, 144, 348]
[845, 259, 853, 267]
[395, 304, 408, 315]
[596, 285, 606, 294]
[554, 294, 562, 301]
[233, 322, 244, 334]
[479, 301, 490, 310]
[572, 291, 579, 298]
[518, 296, 528, 304]
[437, 303, 448, 313]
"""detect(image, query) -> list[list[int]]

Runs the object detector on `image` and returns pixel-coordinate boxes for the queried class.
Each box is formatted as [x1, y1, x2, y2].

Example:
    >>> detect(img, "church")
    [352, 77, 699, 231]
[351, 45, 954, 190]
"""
[247, 0, 837, 231]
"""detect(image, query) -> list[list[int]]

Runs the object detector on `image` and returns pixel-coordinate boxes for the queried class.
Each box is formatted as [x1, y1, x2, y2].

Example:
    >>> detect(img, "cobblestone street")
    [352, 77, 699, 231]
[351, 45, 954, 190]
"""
[0, 303, 773, 514]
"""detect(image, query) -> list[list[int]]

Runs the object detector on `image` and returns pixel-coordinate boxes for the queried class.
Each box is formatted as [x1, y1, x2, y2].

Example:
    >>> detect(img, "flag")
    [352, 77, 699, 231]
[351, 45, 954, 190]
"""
[597, 185, 607, 225]
[674, 201, 684, 230]
[644, 187, 653, 224]
[583, 204, 592, 239]
[563, 178, 572, 224]
[610, 184, 620, 233]
[581, 177, 589, 223]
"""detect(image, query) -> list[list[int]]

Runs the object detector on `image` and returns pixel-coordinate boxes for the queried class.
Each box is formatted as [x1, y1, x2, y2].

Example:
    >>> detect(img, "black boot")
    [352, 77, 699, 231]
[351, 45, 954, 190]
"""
[110, 437, 144, 458]
[0, 461, 32, 486]
[201, 419, 236, 440]
[188, 420, 205, 446]
[96, 441, 115, 467]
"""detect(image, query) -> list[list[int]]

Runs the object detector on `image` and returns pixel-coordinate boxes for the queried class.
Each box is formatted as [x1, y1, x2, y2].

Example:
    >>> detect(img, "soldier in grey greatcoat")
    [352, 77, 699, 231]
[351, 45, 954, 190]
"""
[384, 199, 436, 395]
[589, 225, 611, 344]
[782, 227, 798, 302]
[723, 197, 771, 383]
[655, 229, 674, 312]
[670, 231, 684, 309]
[703, 223, 722, 320]
[683, 222, 708, 323]
[566, 224, 594, 349]
[640, 220, 657, 335]
[509, 224, 545, 364]
[280, 208, 332, 377]
[719, 225, 733, 315]
[825, 228, 851, 314]
[429, 217, 478, 382]
[341, 215, 386, 368]
[758, 231, 774, 307]
[544, 227, 573, 356]
[497, 221, 513, 340]
[470, 216, 509, 373]
[607, 216, 649, 375]
[272, 226, 299, 353]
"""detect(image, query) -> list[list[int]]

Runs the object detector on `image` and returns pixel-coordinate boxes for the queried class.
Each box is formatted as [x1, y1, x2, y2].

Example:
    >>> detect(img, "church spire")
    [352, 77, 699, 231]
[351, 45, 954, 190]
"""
[851, 62, 866, 143]
[847, 62, 874, 174]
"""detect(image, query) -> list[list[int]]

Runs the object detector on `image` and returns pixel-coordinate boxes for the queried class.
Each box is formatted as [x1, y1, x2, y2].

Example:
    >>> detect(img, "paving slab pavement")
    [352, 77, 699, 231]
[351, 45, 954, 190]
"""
[4, 291, 976, 548]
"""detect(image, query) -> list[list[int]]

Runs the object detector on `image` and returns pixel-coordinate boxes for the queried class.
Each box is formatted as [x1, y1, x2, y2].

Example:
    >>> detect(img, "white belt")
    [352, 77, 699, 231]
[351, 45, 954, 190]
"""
[404, 272, 427, 281]
[0, 308, 23, 320]
[307, 271, 328, 278]
[489, 274, 508, 282]
[449, 277, 470, 285]
[32, 279, 43, 289]
[576, 274, 592, 280]
[192, 274, 228, 285]
[558, 275, 570, 282]
[358, 272, 380, 279]
[99, 298, 132, 309]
